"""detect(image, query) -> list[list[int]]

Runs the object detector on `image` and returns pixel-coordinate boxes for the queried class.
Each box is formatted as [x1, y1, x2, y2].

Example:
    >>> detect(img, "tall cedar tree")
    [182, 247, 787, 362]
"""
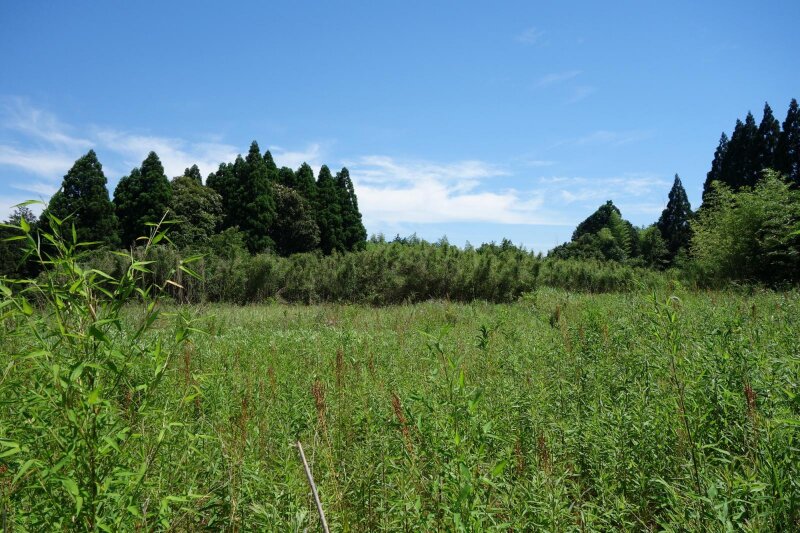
[703, 133, 729, 203]
[184, 164, 203, 184]
[292, 163, 318, 203]
[207, 159, 241, 230]
[45, 150, 119, 247]
[756, 103, 781, 174]
[723, 113, 760, 189]
[277, 167, 296, 188]
[270, 184, 320, 255]
[315, 165, 344, 254]
[114, 152, 172, 247]
[776, 98, 800, 185]
[240, 141, 276, 253]
[335, 167, 367, 251]
[263, 150, 278, 175]
[657, 174, 693, 261]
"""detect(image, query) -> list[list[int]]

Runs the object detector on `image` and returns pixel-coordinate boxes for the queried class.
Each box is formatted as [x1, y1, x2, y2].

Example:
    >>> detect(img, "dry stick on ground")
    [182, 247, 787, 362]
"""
[297, 440, 330, 533]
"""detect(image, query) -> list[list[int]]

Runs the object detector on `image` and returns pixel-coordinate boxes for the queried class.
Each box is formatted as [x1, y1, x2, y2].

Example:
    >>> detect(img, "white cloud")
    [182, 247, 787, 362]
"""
[93, 129, 239, 179]
[2, 97, 92, 150]
[516, 27, 546, 45]
[269, 143, 323, 169]
[347, 156, 570, 226]
[11, 181, 59, 196]
[536, 70, 581, 87]
[0, 195, 46, 219]
[566, 85, 596, 103]
[0, 145, 78, 177]
[539, 173, 670, 209]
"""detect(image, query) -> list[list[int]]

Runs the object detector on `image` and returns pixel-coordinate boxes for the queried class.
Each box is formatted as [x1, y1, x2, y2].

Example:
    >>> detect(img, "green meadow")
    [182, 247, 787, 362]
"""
[3, 284, 798, 530]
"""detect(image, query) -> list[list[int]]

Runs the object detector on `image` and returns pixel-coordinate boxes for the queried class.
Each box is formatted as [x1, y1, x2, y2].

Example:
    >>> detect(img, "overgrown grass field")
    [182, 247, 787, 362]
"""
[5, 283, 797, 530]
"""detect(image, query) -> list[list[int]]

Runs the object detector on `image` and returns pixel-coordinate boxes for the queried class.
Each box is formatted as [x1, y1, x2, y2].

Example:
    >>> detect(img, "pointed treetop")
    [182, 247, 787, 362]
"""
[657, 174, 693, 261]
[264, 150, 277, 172]
[184, 164, 203, 184]
[46, 150, 119, 246]
[776, 98, 800, 184]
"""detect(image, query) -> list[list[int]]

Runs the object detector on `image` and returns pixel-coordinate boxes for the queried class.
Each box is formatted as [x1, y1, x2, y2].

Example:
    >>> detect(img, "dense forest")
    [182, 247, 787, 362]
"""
[2, 99, 799, 300]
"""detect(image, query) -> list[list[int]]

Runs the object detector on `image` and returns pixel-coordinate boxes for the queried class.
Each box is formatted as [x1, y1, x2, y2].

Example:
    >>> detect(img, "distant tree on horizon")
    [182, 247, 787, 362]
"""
[657, 174, 693, 262]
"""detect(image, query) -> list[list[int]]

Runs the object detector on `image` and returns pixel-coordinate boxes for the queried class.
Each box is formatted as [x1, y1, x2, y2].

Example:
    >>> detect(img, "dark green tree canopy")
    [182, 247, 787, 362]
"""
[270, 184, 320, 255]
[552, 201, 638, 262]
[277, 166, 296, 188]
[335, 167, 367, 251]
[114, 151, 172, 247]
[0, 206, 41, 278]
[656, 174, 693, 261]
[207, 160, 241, 230]
[184, 164, 203, 184]
[572, 200, 620, 240]
[45, 150, 119, 247]
[239, 141, 276, 253]
[756, 103, 781, 174]
[263, 150, 278, 175]
[292, 163, 318, 202]
[315, 165, 344, 254]
[169, 175, 223, 248]
[776, 98, 800, 185]
[703, 133, 729, 203]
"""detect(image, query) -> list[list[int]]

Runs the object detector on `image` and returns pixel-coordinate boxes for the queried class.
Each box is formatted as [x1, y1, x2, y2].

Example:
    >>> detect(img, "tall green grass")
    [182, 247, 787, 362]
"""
[5, 286, 797, 529]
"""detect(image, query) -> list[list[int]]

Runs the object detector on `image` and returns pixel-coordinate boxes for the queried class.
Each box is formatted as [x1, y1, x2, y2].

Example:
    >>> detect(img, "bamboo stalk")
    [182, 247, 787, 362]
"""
[297, 440, 330, 533]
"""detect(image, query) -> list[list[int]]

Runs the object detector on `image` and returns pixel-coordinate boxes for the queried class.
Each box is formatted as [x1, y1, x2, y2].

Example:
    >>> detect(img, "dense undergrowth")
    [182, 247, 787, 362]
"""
[82, 239, 675, 306]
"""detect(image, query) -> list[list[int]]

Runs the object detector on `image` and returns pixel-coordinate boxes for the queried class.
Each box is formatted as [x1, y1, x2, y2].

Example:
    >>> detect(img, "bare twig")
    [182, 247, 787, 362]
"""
[297, 440, 330, 533]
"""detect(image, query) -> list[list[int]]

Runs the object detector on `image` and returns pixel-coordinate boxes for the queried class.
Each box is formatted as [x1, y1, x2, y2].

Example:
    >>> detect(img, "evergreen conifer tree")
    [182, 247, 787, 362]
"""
[239, 141, 276, 253]
[656, 174, 693, 261]
[278, 166, 296, 188]
[776, 98, 800, 185]
[263, 150, 278, 175]
[113, 152, 172, 247]
[207, 161, 241, 230]
[293, 163, 318, 203]
[45, 150, 119, 246]
[335, 167, 367, 251]
[703, 133, 729, 203]
[315, 165, 344, 254]
[724, 113, 759, 189]
[184, 164, 203, 184]
[756, 103, 781, 175]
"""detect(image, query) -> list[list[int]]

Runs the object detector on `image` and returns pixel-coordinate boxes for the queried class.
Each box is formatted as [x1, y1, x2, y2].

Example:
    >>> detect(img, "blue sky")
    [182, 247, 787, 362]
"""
[1, 1, 798, 252]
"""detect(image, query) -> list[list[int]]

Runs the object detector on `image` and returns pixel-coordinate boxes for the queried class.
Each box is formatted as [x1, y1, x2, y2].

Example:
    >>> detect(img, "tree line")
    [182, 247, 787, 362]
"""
[550, 98, 800, 284]
[2, 100, 799, 295]
[33, 140, 367, 256]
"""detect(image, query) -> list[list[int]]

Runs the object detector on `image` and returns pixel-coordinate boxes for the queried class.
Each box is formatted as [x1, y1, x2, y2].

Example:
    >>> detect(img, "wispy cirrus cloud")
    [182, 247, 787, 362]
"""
[566, 85, 596, 103]
[536, 70, 581, 87]
[537, 173, 671, 217]
[93, 129, 239, 178]
[516, 27, 546, 45]
[268, 143, 324, 169]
